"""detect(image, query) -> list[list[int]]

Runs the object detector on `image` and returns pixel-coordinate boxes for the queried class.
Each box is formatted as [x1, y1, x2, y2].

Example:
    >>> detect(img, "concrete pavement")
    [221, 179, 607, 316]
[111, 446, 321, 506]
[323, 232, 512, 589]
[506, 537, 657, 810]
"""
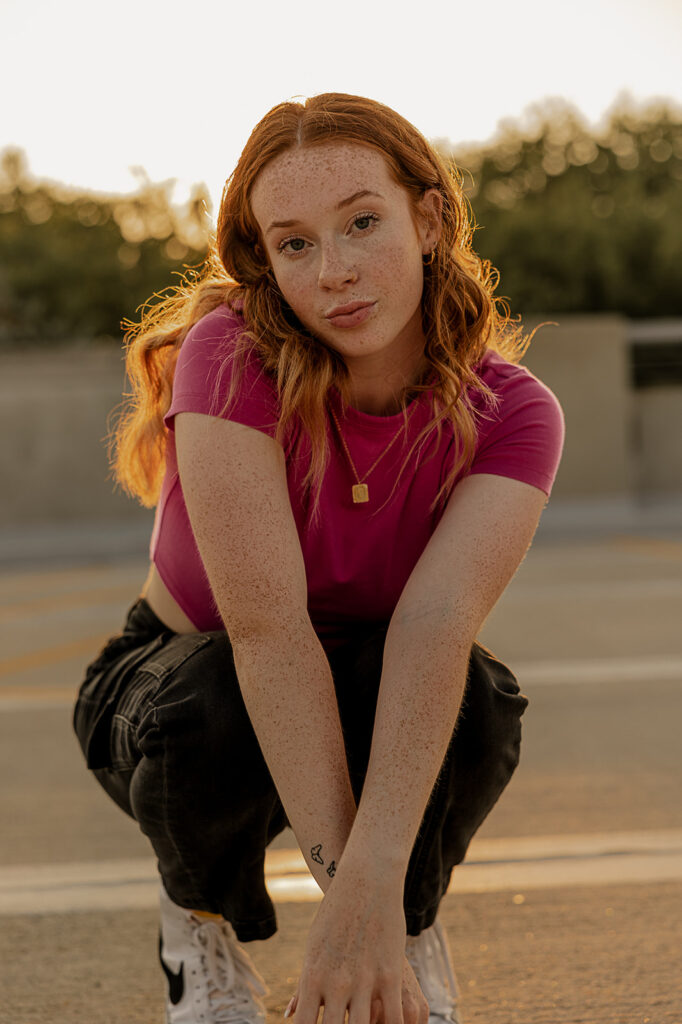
[2, 521, 682, 1023]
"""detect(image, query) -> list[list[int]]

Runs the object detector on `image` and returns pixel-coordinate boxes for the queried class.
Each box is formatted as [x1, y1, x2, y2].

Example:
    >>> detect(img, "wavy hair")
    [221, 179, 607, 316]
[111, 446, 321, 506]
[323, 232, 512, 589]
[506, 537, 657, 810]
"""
[112, 92, 540, 518]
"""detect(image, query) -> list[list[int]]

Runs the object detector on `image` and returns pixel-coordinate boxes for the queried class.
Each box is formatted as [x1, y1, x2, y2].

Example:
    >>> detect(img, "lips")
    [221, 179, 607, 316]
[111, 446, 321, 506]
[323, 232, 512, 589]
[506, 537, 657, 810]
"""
[325, 301, 376, 328]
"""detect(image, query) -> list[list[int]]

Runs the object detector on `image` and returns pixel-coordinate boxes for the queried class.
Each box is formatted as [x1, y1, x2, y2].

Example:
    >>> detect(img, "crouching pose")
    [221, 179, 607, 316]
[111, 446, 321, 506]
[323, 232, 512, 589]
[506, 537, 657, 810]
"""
[74, 92, 564, 1024]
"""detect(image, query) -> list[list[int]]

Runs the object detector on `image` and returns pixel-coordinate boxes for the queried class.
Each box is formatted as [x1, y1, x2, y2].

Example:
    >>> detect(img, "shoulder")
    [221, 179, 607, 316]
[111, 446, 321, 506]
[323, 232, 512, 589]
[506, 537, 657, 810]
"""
[466, 348, 565, 496]
[473, 349, 564, 428]
[175, 304, 275, 396]
[167, 304, 280, 433]
[476, 348, 560, 403]
[177, 304, 252, 371]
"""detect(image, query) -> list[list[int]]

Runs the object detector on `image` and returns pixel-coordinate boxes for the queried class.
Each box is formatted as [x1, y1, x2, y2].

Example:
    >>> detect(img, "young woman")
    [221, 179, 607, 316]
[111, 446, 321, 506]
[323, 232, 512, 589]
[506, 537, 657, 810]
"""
[74, 92, 564, 1024]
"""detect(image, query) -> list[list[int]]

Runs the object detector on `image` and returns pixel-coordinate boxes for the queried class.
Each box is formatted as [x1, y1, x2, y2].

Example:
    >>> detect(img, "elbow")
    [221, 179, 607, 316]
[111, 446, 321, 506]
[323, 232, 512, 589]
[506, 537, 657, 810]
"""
[388, 599, 479, 657]
[226, 607, 315, 652]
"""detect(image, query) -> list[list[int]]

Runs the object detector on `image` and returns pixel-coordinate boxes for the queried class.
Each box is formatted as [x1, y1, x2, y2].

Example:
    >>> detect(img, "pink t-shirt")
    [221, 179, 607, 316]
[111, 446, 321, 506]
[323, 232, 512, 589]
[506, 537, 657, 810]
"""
[152, 305, 564, 652]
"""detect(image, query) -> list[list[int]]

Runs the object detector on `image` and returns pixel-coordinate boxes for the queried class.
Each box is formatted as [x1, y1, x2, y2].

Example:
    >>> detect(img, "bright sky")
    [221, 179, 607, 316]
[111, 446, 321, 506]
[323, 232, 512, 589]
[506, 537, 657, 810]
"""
[3, 0, 681, 218]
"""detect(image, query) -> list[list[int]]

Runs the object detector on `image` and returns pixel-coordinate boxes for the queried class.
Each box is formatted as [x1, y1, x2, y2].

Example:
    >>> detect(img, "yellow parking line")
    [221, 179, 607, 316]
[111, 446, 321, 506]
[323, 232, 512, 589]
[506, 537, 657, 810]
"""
[610, 535, 682, 560]
[0, 685, 77, 706]
[0, 636, 107, 678]
[0, 586, 134, 620]
[3, 830, 682, 915]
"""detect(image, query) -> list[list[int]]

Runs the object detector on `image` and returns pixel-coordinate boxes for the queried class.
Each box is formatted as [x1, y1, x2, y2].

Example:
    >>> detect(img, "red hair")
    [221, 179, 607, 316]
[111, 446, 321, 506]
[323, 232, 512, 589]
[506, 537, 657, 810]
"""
[112, 93, 535, 517]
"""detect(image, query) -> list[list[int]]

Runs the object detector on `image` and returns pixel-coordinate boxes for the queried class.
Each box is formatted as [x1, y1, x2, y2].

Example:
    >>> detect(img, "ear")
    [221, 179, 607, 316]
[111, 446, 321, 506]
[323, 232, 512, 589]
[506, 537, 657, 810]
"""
[416, 188, 443, 255]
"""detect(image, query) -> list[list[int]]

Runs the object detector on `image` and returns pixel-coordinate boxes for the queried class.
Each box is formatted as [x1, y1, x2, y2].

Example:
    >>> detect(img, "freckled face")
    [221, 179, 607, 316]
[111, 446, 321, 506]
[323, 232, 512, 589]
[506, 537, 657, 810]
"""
[250, 143, 440, 375]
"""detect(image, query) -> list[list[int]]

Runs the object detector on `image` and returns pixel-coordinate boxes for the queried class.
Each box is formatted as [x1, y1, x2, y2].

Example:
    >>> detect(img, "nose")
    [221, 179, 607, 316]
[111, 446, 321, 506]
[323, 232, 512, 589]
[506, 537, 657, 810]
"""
[317, 242, 357, 290]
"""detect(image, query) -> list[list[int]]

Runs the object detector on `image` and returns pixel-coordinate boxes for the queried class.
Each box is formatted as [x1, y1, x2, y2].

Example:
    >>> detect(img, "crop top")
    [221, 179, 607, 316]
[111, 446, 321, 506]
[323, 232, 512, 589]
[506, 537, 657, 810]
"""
[151, 305, 565, 652]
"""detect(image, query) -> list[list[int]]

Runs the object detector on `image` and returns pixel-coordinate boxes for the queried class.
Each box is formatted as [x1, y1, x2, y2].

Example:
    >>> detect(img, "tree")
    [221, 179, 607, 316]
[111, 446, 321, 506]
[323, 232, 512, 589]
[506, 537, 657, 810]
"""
[2, 93, 681, 346]
[0, 151, 210, 346]
[437, 93, 682, 317]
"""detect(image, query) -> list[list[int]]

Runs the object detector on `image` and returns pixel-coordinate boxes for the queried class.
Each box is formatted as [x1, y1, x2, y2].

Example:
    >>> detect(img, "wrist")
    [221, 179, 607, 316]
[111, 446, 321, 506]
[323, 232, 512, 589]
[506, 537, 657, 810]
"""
[335, 835, 407, 894]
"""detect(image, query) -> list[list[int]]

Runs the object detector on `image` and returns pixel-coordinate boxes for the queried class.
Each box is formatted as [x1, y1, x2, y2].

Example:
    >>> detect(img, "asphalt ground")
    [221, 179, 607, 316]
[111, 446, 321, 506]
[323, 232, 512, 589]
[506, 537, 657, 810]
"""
[2, 521, 682, 1023]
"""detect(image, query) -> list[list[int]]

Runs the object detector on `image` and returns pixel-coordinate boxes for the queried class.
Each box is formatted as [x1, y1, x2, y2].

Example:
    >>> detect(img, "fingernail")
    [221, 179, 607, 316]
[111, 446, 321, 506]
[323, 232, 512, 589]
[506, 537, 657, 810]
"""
[284, 997, 296, 1018]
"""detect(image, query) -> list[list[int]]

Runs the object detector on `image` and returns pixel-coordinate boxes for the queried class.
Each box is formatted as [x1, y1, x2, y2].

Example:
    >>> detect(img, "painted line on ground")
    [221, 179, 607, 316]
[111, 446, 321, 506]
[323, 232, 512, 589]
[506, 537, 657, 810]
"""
[1, 653, 681, 712]
[610, 535, 682, 560]
[0, 685, 81, 710]
[0, 585, 134, 620]
[0, 636, 108, 679]
[513, 654, 682, 686]
[509, 579, 682, 601]
[2, 829, 681, 916]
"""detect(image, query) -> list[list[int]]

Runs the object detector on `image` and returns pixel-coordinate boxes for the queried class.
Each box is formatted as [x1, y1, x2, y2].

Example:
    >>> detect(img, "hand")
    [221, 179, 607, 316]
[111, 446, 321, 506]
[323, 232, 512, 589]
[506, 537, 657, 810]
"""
[285, 876, 429, 1024]
[287, 955, 427, 1024]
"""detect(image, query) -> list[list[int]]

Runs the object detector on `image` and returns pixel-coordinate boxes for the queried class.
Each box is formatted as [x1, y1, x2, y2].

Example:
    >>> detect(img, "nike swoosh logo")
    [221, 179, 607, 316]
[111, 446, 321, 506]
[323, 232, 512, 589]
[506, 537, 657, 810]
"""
[159, 934, 184, 1005]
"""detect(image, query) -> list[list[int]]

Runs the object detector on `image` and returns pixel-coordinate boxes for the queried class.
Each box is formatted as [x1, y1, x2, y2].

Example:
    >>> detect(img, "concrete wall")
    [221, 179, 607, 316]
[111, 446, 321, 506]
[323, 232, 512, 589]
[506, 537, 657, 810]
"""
[1, 316, 680, 530]
[521, 315, 634, 500]
[0, 343, 150, 529]
[633, 387, 682, 494]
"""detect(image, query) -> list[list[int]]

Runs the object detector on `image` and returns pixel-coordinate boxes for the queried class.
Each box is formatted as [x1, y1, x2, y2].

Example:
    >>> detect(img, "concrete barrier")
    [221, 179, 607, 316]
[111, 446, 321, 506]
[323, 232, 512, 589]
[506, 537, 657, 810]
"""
[1, 316, 680, 532]
[521, 315, 634, 500]
[0, 343, 148, 529]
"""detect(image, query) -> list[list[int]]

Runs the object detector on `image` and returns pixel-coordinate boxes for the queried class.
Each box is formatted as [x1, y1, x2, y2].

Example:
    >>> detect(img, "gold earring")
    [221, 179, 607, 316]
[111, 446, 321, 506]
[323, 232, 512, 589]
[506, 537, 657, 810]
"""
[423, 250, 436, 266]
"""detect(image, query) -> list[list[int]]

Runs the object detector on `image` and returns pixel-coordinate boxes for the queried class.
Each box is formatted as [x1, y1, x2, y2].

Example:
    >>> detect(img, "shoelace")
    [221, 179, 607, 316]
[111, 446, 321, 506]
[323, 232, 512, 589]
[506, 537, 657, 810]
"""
[405, 921, 460, 1021]
[194, 920, 268, 1024]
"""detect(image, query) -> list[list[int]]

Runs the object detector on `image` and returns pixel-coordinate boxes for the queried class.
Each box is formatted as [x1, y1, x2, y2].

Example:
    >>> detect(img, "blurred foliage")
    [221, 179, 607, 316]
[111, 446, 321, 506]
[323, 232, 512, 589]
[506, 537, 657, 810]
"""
[0, 153, 211, 347]
[438, 94, 682, 319]
[1, 93, 681, 347]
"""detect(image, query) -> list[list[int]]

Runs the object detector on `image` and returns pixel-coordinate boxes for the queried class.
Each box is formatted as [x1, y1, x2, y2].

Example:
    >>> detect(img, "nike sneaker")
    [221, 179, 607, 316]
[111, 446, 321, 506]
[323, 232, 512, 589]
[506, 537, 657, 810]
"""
[158, 883, 269, 1024]
[406, 918, 462, 1024]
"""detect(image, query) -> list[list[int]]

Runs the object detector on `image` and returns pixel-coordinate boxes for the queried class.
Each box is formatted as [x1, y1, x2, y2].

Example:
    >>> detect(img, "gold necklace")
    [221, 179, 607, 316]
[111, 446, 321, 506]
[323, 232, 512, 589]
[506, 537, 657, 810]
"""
[328, 402, 417, 504]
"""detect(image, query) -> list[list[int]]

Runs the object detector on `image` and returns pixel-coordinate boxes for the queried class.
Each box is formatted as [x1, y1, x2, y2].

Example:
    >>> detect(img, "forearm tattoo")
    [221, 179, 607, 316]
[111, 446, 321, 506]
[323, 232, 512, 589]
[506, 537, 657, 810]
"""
[310, 843, 336, 876]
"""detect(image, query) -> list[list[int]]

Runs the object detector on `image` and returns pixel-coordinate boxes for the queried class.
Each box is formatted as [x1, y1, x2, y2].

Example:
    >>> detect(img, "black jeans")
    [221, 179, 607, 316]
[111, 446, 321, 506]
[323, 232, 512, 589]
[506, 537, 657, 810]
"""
[73, 598, 528, 942]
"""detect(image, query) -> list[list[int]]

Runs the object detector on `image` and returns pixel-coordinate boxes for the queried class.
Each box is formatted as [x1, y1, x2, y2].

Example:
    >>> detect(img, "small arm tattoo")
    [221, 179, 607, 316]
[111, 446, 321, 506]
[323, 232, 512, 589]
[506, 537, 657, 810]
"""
[326, 860, 337, 878]
[311, 844, 324, 865]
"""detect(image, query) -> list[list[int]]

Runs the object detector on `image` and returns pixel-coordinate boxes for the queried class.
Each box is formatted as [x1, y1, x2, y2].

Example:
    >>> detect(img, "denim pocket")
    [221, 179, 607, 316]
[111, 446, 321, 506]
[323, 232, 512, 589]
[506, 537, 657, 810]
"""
[73, 633, 169, 770]
[133, 632, 214, 686]
[106, 633, 215, 771]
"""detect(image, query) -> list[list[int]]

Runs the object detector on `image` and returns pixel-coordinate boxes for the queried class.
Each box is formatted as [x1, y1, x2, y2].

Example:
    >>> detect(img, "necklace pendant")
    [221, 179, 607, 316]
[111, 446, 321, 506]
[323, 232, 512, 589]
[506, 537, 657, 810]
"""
[352, 483, 369, 504]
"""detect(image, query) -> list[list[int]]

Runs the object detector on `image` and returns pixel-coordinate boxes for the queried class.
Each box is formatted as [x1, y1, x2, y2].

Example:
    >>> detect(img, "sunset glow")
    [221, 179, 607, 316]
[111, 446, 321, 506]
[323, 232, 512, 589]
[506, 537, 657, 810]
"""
[2, 0, 681, 218]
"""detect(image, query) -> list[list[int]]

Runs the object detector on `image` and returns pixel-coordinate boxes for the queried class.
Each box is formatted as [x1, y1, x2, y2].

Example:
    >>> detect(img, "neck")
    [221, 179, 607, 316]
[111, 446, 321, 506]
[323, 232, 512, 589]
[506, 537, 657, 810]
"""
[346, 354, 430, 417]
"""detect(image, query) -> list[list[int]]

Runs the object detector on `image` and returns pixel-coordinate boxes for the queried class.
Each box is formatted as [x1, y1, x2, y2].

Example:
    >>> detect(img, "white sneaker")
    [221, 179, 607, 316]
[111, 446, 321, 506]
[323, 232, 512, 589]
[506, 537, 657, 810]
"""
[405, 919, 462, 1024]
[158, 884, 269, 1024]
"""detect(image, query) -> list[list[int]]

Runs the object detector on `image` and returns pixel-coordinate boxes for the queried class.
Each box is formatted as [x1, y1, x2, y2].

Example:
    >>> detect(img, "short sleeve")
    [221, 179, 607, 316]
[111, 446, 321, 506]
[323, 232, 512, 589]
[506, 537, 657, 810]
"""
[468, 355, 565, 497]
[164, 305, 280, 437]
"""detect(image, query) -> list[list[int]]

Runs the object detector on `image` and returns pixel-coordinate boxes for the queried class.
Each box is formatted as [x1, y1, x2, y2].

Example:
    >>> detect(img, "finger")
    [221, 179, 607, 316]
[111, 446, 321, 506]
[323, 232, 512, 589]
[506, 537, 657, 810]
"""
[348, 992, 374, 1024]
[284, 989, 300, 1019]
[369, 996, 384, 1024]
[418, 997, 429, 1024]
[320, 998, 350, 1024]
[417, 985, 429, 1024]
[400, 991, 422, 1024]
[292, 988, 322, 1024]
[401, 960, 427, 1024]
[380, 986, 404, 1024]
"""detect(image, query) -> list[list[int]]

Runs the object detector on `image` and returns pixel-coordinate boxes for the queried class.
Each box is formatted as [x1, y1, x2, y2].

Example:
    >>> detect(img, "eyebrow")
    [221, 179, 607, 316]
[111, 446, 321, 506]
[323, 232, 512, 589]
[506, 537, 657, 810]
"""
[265, 190, 384, 233]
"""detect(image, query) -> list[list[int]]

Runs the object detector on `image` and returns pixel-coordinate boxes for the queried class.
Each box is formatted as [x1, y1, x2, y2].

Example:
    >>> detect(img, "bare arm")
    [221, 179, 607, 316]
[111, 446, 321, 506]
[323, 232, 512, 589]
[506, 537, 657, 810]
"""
[341, 473, 547, 878]
[176, 411, 430, 1024]
[292, 473, 547, 1024]
[175, 411, 356, 890]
